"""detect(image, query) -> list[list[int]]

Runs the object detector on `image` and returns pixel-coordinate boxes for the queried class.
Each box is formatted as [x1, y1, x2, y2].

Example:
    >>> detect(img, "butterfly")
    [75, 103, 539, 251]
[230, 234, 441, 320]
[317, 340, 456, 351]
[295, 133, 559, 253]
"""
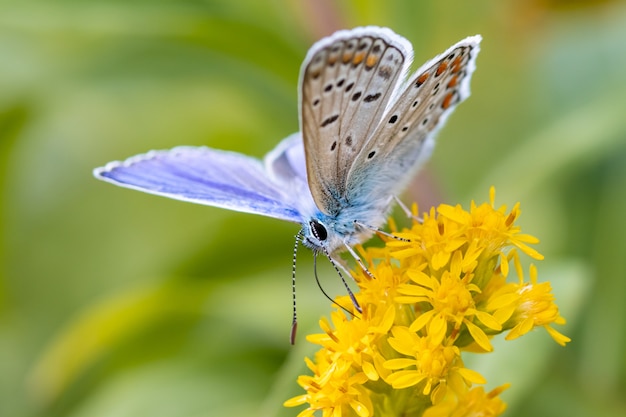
[94, 27, 481, 342]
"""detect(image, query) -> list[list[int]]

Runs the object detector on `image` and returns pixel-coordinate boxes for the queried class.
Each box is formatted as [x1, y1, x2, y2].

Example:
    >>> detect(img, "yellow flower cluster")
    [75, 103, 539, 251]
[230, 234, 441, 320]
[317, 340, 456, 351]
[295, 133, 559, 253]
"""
[284, 188, 570, 417]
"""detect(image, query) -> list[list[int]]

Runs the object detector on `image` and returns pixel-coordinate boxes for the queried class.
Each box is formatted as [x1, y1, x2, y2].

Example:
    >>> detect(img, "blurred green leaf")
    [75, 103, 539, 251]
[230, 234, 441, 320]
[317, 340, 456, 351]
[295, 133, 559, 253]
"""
[471, 87, 626, 203]
[0, 102, 30, 304]
[28, 279, 210, 405]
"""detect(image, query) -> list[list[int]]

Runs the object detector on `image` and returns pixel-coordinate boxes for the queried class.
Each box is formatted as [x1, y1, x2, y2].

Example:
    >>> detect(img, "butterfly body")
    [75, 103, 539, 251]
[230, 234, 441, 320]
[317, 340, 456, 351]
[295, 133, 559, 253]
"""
[260, 132, 386, 255]
[95, 26, 481, 263]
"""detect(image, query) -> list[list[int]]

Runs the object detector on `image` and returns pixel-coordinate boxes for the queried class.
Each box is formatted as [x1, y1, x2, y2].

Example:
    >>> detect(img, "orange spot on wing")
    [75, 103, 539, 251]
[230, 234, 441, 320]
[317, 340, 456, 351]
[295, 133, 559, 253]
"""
[451, 56, 463, 73]
[342, 52, 353, 63]
[366, 54, 378, 68]
[447, 75, 458, 89]
[436, 61, 448, 76]
[441, 92, 454, 109]
[352, 52, 365, 65]
[416, 72, 430, 86]
[328, 56, 337, 65]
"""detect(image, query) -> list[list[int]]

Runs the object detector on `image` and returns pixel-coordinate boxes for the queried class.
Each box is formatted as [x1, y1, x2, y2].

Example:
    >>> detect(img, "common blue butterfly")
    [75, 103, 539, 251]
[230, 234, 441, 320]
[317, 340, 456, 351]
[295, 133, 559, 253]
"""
[94, 27, 481, 341]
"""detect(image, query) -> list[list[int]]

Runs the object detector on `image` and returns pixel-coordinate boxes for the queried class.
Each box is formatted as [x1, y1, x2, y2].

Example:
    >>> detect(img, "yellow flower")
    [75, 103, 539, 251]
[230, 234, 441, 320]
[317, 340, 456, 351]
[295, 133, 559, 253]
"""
[285, 188, 569, 416]
[383, 325, 486, 403]
[306, 304, 396, 382]
[423, 384, 510, 417]
[395, 250, 502, 352]
[284, 356, 372, 417]
[497, 263, 571, 346]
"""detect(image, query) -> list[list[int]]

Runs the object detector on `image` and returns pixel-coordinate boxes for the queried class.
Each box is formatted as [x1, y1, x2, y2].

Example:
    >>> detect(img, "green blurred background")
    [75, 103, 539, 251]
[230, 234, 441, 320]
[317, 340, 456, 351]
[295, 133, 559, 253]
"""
[1, 0, 625, 416]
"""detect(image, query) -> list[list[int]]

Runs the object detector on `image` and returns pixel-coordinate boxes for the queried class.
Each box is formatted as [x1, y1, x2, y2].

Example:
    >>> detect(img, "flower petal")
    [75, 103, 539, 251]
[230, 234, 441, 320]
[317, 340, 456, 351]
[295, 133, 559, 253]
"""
[465, 320, 493, 352]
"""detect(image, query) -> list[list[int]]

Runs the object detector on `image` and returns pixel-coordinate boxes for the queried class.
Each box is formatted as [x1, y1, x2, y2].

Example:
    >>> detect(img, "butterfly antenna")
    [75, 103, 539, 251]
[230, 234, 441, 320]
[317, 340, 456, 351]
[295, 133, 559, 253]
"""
[313, 252, 358, 317]
[290, 232, 302, 345]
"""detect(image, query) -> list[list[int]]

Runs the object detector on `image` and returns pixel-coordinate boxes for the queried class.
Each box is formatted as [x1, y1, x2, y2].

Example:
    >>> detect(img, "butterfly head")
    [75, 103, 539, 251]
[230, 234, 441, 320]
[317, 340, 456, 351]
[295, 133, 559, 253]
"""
[301, 216, 352, 254]
[300, 210, 380, 255]
[302, 218, 336, 253]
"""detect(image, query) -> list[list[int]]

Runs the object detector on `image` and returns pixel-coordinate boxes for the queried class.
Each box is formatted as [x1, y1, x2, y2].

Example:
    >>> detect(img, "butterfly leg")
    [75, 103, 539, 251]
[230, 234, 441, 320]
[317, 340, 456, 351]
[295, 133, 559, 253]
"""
[393, 196, 423, 223]
[342, 242, 377, 280]
[332, 255, 358, 280]
[353, 220, 410, 242]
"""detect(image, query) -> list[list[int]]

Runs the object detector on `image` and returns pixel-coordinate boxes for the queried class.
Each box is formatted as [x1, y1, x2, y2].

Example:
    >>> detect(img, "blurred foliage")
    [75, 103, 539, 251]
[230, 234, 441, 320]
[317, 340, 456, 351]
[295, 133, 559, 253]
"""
[1, 0, 625, 416]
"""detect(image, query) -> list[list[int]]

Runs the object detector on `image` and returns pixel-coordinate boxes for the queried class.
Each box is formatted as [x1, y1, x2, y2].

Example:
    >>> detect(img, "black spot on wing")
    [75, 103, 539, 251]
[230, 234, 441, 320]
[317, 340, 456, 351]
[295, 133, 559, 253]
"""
[364, 92, 381, 103]
[321, 114, 339, 127]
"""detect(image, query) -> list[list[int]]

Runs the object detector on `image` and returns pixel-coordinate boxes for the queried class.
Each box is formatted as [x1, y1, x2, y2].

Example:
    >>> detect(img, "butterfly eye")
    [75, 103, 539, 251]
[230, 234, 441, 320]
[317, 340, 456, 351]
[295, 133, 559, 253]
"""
[309, 219, 328, 241]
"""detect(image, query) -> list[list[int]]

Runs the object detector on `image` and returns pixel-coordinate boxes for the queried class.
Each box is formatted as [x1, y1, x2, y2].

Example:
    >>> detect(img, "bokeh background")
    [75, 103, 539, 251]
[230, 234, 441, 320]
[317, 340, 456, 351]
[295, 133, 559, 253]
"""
[1, 0, 625, 416]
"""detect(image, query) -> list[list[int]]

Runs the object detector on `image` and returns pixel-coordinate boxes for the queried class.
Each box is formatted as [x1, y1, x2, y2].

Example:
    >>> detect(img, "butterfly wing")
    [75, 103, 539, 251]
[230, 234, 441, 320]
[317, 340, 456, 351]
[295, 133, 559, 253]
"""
[264, 132, 308, 184]
[94, 146, 303, 223]
[299, 27, 413, 215]
[345, 35, 482, 206]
